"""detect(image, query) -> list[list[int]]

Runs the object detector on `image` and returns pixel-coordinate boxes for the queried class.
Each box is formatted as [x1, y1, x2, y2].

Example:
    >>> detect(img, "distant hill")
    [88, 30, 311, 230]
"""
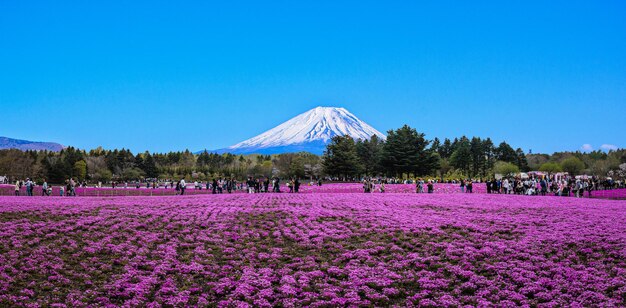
[207, 106, 385, 155]
[0, 137, 64, 151]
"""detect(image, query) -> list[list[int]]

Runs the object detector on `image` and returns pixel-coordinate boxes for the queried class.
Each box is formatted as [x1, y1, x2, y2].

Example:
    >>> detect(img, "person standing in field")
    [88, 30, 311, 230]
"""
[179, 178, 186, 195]
[42, 179, 49, 196]
[294, 178, 300, 193]
[502, 179, 509, 194]
[212, 179, 218, 194]
[273, 177, 281, 192]
[14, 180, 20, 196]
[26, 178, 35, 196]
[247, 177, 255, 193]
[69, 178, 76, 196]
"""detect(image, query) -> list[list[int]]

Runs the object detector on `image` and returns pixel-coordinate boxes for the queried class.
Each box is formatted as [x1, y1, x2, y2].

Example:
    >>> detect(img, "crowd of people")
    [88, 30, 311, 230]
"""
[6, 176, 313, 196]
[361, 178, 437, 194]
[483, 176, 603, 198]
[4, 174, 624, 198]
[151, 176, 311, 195]
[356, 176, 624, 198]
[12, 178, 78, 196]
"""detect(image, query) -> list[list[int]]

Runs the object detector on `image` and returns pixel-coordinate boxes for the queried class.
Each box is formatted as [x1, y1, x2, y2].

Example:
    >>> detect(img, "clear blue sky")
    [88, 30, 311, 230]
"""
[1, 1, 625, 154]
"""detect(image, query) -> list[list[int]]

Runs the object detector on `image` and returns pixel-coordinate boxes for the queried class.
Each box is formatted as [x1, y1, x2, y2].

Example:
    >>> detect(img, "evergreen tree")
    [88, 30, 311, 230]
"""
[380, 125, 439, 177]
[439, 138, 453, 159]
[470, 137, 484, 177]
[482, 138, 496, 176]
[496, 142, 518, 164]
[431, 137, 441, 153]
[515, 148, 529, 171]
[356, 135, 383, 176]
[450, 136, 472, 175]
[322, 135, 362, 179]
[142, 152, 159, 178]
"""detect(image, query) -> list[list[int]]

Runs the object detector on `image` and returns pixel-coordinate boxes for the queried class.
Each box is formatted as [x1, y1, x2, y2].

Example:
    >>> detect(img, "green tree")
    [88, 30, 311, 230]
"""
[469, 137, 485, 177]
[121, 167, 145, 181]
[380, 125, 439, 177]
[436, 155, 453, 181]
[560, 157, 585, 176]
[438, 138, 453, 159]
[289, 156, 307, 179]
[450, 137, 471, 175]
[515, 148, 529, 171]
[431, 137, 441, 153]
[496, 142, 517, 164]
[73, 160, 87, 180]
[493, 161, 520, 177]
[482, 138, 496, 176]
[356, 135, 383, 176]
[141, 152, 159, 178]
[322, 135, 362, 179]
[94, 169, 113, 183]
[538, 162, 563, 175]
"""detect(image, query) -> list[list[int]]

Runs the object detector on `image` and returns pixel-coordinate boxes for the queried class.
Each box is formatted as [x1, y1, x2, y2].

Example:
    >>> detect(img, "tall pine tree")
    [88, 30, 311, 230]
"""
[322, 135, 362, 179]
[381, 125, 439, 177]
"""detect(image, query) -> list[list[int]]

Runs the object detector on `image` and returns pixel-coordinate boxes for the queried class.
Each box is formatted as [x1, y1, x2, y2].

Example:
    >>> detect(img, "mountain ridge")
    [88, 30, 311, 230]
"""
[206, 107, 385, 155]
[0, 137, 64, 152]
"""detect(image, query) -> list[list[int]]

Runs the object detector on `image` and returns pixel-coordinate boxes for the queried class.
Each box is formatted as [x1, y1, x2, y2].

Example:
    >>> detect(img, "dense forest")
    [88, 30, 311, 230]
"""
[322, 125, 626, 180]
[1, 125, 624, 183]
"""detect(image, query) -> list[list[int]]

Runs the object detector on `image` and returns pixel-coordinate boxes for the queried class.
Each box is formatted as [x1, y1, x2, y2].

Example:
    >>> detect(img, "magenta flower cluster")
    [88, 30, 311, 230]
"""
[0, 193, 625, 306]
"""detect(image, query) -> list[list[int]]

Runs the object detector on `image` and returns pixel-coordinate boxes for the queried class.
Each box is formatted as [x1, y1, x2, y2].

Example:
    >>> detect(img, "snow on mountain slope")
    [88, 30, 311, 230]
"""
[215, 107, 385, 154]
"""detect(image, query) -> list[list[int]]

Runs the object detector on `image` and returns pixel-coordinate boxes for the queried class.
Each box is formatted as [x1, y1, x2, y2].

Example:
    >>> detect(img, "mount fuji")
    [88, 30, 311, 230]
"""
[210, 107, 386, 155]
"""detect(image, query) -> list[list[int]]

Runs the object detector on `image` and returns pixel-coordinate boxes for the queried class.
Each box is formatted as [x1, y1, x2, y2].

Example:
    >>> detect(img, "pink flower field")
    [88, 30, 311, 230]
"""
[0, 193, 625, 306]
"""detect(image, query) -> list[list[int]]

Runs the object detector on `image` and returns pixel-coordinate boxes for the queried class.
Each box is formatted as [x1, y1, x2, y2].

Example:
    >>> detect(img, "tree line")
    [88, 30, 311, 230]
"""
[0, 124, 624, 183]
[322, 125, 625, 180]
[0, 147, 321, 184]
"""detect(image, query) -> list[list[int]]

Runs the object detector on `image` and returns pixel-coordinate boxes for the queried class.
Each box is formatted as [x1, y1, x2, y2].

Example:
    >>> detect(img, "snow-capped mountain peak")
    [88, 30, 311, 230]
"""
[220, 106, 385, 154]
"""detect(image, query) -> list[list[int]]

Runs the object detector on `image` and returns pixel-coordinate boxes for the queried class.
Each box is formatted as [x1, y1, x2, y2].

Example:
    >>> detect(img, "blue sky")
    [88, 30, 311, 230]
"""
[1, 1, 625, 154]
